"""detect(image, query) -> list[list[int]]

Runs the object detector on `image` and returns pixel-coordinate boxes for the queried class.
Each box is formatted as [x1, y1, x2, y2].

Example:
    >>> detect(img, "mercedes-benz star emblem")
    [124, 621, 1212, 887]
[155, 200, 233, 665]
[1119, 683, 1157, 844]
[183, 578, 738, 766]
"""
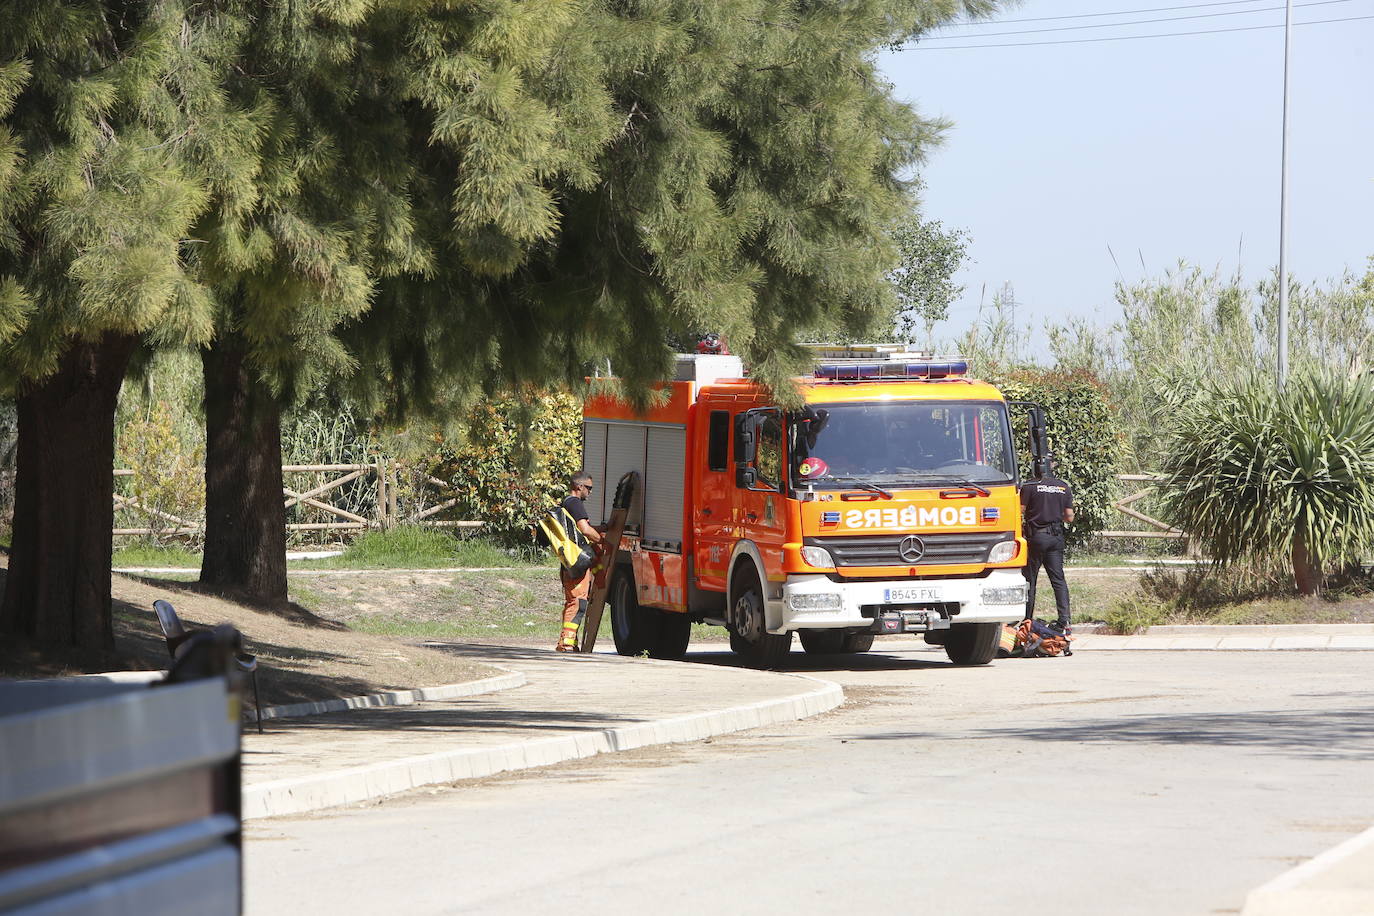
[898, 535, 926, 563]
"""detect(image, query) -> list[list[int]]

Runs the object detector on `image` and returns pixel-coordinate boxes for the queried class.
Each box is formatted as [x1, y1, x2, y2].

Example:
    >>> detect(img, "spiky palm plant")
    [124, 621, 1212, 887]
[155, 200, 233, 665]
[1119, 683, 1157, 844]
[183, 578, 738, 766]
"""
[1160, 371, 1374, 594]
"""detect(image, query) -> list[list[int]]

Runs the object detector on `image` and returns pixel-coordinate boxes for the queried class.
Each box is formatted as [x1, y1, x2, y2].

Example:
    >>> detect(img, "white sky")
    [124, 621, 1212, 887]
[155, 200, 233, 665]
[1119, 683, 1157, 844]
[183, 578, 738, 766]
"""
[878, 0, 1372, 358]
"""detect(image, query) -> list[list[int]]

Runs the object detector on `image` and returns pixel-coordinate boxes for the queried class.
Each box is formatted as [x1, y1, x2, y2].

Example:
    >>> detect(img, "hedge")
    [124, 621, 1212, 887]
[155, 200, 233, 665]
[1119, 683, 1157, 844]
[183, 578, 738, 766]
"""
[994, 369, 1124, 550]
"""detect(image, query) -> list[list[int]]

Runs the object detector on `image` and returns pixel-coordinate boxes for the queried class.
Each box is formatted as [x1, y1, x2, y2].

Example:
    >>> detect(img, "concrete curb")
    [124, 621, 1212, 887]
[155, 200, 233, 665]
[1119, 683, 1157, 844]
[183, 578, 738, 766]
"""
[1145, 624, 1374, 636]
[241, 672, 843, 820]
[1242, 824, 1374, 915]
[256, 668, 527, 722]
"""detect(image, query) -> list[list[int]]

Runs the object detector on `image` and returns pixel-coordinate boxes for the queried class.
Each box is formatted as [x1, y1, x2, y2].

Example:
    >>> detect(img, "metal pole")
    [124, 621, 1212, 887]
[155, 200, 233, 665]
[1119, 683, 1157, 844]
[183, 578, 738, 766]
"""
[1277, 0, 1293, 387]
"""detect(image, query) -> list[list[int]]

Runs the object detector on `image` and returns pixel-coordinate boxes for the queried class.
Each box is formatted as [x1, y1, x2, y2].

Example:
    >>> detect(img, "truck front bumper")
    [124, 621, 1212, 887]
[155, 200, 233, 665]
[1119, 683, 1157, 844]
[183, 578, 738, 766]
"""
[775, 569, 1027, 634]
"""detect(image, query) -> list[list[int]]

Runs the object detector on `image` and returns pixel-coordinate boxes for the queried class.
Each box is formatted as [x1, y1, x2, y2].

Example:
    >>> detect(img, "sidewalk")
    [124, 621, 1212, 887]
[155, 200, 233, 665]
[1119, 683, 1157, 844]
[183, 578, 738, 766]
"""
[241, 643, 841, 820]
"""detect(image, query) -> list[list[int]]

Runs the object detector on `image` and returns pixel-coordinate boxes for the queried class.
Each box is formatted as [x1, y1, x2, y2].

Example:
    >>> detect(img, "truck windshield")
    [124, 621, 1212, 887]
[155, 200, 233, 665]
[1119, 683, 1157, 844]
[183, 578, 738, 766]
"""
[791, 400, 1016, 488]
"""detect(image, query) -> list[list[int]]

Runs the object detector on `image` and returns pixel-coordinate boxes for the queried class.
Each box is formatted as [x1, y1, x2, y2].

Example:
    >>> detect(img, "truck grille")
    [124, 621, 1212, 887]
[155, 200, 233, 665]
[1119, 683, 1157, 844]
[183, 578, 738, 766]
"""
[806, 532, 1009, 567]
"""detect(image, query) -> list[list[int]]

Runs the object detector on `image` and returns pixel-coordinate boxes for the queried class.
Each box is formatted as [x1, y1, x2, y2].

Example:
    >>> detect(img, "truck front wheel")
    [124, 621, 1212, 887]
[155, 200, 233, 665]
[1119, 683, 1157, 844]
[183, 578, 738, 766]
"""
[943, 622, 1001, 666]
[728, 568, 792, 667]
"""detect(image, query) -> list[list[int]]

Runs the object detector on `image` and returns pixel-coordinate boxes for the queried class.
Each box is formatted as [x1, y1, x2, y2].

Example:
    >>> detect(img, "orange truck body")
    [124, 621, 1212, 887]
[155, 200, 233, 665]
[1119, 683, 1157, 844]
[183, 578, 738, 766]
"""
[582, 351, 1031, 659]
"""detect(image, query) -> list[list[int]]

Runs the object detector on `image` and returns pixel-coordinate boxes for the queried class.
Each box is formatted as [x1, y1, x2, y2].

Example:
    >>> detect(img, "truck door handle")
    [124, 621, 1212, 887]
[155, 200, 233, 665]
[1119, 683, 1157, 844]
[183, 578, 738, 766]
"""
[700, 507, 712, 516]
[745, 511, 758, 522]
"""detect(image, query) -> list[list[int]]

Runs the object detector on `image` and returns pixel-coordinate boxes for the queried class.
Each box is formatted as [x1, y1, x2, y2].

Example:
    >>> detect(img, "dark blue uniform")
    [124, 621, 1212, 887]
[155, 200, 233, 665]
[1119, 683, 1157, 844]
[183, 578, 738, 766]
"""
[1020, 475, 1073, 629]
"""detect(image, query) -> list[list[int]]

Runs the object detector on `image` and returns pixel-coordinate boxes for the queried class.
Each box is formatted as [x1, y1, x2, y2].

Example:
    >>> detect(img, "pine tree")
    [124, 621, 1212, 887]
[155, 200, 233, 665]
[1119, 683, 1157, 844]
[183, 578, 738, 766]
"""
[346, 0, 1006, 410]
[0, 1, 241, 648]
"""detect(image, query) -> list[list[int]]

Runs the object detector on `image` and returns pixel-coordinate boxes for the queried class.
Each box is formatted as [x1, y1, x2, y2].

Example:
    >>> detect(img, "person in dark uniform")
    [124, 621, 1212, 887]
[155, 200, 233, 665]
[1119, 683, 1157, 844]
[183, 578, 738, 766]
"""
[1020, 461, 1075, 633]
[556, 471, 604, 652]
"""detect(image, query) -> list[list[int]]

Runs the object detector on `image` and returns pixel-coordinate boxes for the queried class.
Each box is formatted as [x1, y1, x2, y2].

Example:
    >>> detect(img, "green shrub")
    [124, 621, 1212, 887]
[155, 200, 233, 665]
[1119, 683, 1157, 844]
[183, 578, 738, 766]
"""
[115, 400, 205, 544]
[995, 369, 1123, 549]
[1159, 371, 1374, 594]
[427, 390, 582, 548]
[1101, 594, 1171, 634]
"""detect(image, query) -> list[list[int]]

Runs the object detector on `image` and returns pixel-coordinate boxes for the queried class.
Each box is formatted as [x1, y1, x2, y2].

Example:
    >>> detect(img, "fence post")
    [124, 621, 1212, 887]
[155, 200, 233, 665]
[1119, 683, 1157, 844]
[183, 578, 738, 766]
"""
[388, 461, 399, 526]
[375, 458, 387, 530]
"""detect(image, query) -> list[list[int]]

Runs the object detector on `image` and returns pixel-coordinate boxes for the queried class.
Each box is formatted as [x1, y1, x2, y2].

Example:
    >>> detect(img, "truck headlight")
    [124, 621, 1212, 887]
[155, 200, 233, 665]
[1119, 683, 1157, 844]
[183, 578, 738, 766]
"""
[987, 539, 1017, 563]
[800, 545, 836, 569]
[787, 592, 843, 612]
[982, 585, 1027, 605]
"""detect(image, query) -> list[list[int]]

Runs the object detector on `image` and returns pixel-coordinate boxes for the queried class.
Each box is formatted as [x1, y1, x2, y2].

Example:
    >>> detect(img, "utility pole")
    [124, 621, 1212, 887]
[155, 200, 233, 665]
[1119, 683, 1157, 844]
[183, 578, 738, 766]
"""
[1277, 0, 1293, 387]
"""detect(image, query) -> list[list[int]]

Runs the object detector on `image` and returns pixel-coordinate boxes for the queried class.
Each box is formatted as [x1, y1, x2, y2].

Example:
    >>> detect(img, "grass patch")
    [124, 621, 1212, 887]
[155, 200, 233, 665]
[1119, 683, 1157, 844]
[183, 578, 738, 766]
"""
[1096, 563, 1374, 633]
[112, 543, 201, 568]
[293, 527, 552, 570]
[349, 612, 554, 640]
[288, 583, 333, 613]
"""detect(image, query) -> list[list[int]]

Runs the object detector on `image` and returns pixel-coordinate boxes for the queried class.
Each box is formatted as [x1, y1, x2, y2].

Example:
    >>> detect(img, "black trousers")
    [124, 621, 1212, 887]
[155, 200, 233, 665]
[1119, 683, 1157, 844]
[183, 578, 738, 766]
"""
[1024, 526, 1070, 627]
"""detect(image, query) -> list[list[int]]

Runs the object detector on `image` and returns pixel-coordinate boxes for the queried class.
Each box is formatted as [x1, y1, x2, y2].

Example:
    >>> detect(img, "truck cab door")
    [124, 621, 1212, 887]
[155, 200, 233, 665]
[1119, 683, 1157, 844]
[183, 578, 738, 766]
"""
[738, 409, 787, 583]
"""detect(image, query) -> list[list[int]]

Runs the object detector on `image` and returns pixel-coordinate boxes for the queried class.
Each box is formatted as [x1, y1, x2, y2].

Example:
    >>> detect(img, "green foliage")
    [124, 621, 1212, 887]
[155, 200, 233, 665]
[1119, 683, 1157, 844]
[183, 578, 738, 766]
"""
[115, 400, 205, 544]
[994, 369, 1123, 548]
[345, 0, 1013, 416]
[0, 0, 243, 386]
[427, 390, 582, 547]
[1046, 260, 1374, 465]
[889, 208, 969, 349]
[1159, 371, 1374, 593]
[1101, 594, 1171, 634]
[279, 402, 380, 538]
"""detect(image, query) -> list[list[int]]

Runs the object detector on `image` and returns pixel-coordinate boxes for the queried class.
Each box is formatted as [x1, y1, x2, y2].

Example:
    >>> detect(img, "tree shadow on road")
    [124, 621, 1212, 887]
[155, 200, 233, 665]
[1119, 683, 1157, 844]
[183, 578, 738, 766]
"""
[850, 708, 1374, 760]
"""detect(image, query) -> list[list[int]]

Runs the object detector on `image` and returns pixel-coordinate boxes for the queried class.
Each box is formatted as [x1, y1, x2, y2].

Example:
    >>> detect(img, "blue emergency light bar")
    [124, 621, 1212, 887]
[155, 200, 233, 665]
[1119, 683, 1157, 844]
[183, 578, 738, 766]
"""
[813, 358, 969, 381]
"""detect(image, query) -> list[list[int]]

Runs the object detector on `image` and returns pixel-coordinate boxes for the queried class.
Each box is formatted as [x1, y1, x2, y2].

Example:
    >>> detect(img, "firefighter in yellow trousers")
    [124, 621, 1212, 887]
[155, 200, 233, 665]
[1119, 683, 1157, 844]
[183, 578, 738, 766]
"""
[557, 471, 604, 651]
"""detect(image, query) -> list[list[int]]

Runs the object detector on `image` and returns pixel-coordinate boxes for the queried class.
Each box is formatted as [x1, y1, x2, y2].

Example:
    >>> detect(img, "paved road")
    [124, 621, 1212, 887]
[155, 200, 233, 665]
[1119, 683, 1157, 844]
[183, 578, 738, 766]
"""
[244, 645, 1374, 915]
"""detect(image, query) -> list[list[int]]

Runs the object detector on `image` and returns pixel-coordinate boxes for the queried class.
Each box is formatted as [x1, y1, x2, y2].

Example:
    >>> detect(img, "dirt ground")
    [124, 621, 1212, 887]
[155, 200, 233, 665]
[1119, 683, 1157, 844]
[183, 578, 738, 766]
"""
[0, 565, 495, 706]
[6, 560, 1372, 707]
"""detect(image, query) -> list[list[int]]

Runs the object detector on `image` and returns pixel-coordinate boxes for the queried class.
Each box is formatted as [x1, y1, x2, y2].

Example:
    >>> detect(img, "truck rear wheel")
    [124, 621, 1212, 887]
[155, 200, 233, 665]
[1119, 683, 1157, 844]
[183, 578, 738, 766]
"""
[610, 568, 654, 656]
[842, 633, 874, 653]
[728, 568, 792, 667]
[650, 611, 691, 660]
[943, 622, 1000, 666]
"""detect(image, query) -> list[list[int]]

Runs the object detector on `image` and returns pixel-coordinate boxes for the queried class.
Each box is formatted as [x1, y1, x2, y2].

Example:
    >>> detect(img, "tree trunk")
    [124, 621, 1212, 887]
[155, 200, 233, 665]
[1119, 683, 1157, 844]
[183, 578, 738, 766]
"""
[1292, 531, 1321, 596]
[200, 334, 288, 608]
[0, 333, 137, 650]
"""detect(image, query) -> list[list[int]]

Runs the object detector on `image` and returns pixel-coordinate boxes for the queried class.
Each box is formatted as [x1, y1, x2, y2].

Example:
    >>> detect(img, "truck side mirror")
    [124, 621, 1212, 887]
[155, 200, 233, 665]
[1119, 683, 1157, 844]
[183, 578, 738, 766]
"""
[1027, 406, 1050, 475]
[734, 412, 758, 464]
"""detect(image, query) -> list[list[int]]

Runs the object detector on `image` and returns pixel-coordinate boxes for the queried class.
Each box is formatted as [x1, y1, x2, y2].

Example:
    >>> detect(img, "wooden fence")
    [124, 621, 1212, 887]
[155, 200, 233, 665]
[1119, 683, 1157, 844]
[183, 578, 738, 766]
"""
[112, 466, 1174, 540]
[1097, 473, 1187, 540]
[112, 462, 482, 537]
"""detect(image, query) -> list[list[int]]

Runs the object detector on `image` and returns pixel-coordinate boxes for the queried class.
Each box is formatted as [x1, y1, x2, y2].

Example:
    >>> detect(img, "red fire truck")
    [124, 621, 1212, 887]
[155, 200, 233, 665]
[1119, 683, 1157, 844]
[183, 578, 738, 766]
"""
[581, 347, 1048, 666]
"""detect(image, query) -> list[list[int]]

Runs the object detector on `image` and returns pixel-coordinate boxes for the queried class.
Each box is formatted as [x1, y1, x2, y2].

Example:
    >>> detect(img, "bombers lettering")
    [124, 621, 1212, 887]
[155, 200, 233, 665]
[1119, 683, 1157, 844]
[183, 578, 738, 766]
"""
[1035, 484, 1069, 494]
[844, 506, 978, 529]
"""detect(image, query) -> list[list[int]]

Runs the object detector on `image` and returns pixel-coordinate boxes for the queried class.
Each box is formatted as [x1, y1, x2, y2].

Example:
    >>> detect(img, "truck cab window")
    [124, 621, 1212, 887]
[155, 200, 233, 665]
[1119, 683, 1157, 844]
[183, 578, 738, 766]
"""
[754, 413, 783, 489]
[707, 410, 730, 471]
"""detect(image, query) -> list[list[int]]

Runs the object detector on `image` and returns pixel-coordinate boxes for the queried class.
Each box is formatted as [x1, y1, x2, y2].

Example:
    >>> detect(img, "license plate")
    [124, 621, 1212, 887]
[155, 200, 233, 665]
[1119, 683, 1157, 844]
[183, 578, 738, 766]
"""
[884, 586, 942, 603]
